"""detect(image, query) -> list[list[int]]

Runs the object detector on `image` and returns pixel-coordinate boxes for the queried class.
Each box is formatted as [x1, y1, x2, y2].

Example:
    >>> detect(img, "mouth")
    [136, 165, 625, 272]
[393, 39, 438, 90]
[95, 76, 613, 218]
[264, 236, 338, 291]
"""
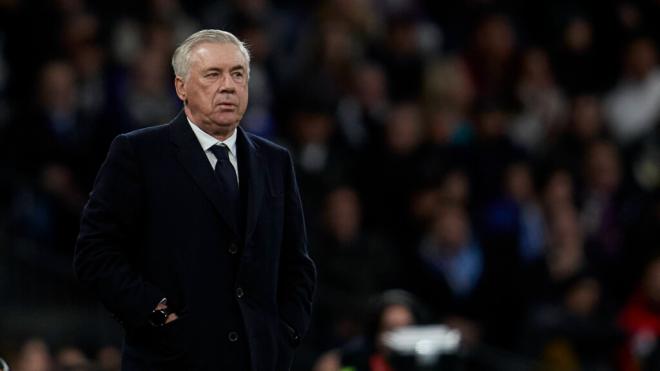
[216, 102, 238, 111]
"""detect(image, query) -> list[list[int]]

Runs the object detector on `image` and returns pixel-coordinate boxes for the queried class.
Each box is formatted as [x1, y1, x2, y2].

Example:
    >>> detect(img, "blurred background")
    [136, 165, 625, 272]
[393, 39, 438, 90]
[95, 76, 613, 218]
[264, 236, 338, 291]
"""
[1, 0, 660, 370]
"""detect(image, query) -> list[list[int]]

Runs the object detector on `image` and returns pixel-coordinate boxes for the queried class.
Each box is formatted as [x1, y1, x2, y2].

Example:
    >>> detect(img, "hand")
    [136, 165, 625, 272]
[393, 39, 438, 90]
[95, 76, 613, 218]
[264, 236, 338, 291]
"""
[155, 300, 179, 324]
[165, 312, 178, 324]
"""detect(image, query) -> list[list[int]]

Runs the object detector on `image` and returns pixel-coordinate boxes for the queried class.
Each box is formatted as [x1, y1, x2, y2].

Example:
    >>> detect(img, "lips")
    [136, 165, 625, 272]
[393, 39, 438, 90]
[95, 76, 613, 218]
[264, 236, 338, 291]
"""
[216, 102, 238, 111]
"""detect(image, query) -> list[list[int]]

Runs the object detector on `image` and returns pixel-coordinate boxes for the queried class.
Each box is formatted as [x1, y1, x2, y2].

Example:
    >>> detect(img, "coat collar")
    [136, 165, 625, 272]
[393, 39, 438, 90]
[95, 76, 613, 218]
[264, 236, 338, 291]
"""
[169, 111, 266, 243]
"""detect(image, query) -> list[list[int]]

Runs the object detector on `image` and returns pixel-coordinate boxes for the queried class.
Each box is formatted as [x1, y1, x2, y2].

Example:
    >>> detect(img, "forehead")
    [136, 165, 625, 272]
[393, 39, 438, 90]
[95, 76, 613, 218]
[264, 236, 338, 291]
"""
[189, 42, 247, 71]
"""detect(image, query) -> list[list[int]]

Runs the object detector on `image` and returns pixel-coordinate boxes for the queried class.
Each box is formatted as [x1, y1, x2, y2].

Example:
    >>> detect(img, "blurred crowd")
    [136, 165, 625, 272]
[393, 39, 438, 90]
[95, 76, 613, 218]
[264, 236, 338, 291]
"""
[2, 0, 660, 370]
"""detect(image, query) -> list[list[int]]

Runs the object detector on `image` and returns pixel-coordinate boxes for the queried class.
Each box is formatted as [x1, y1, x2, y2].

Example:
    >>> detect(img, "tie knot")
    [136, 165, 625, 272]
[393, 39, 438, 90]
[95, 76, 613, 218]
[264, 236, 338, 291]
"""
[210, 144, 230, 163]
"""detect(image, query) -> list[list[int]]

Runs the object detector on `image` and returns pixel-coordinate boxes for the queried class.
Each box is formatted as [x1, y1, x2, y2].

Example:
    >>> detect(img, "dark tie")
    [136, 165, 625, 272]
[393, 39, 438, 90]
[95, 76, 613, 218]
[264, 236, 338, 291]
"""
[210, 144, 240, 227]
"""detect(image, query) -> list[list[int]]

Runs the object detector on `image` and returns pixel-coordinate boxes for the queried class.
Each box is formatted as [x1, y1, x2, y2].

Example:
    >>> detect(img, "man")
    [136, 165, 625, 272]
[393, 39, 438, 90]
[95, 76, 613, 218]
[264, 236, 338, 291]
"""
[74, 29, 316, 371]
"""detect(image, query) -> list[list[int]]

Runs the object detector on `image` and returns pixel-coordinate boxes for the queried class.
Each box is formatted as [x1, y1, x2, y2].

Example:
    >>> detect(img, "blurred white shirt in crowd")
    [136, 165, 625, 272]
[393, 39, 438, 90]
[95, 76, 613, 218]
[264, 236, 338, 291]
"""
[605, 68, 660, 145]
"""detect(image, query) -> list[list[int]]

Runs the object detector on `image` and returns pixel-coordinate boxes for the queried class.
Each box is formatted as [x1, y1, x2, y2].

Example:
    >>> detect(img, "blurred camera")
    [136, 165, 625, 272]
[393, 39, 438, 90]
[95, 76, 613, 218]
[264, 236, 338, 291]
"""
[382, 325, 464, 371]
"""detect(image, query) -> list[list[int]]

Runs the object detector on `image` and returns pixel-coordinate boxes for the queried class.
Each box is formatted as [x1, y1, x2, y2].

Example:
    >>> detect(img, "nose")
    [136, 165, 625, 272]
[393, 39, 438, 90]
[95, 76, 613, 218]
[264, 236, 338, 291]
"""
[219, 73, 236, 94]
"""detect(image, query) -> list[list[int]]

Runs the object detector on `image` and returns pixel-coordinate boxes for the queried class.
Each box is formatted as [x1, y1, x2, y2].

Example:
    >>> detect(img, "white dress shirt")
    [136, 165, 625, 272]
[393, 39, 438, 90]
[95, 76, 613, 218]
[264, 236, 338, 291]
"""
[187, 118, 239, 184]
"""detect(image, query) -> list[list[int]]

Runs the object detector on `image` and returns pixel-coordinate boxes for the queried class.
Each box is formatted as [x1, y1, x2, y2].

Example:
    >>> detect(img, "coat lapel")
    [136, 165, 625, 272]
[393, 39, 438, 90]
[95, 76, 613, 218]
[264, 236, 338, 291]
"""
[236, 127, 266, 244]
[169, 112, 239, 237]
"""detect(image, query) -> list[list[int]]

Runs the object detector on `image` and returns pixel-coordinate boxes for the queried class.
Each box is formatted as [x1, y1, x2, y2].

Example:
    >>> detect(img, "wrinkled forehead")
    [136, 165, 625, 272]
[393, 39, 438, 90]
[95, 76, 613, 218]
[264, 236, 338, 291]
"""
[188, 42, 248, 71]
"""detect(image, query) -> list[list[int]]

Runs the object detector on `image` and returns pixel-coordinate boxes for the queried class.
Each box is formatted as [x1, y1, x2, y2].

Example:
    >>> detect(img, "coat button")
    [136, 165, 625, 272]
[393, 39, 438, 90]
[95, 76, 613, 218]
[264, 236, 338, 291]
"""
[228, 331, 239, 342]
[228, 243, 238, 255]
[236, 287, 244, 299]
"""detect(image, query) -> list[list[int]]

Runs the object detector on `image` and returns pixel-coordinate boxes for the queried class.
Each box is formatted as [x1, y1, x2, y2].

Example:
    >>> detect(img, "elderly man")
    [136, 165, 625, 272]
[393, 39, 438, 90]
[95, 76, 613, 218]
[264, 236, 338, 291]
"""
[74, 29, 316, 371]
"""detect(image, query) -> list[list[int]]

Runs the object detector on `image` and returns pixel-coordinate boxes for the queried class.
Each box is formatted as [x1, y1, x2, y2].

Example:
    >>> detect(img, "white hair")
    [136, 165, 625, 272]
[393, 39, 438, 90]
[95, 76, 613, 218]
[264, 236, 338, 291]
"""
[172, 29, 251, 80]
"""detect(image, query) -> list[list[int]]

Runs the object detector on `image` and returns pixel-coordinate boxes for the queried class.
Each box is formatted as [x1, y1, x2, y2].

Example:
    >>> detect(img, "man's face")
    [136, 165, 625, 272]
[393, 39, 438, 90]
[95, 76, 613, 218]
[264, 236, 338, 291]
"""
[176, 42, 248, 138]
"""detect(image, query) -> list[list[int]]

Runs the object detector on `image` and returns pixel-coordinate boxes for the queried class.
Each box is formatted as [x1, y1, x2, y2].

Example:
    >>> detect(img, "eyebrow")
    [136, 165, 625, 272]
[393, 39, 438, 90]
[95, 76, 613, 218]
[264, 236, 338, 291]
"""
[203, 65, 245, 74]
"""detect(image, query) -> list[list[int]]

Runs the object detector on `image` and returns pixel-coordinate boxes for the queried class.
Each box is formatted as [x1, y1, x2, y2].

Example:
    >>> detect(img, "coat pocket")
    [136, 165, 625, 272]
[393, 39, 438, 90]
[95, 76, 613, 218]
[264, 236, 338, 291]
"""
[124, 316, 188, 362]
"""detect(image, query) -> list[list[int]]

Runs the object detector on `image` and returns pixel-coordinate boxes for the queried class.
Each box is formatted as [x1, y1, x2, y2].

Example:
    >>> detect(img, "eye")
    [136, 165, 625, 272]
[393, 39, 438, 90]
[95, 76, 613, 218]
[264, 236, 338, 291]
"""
[205, 72, 219, 78]
[232, 71, 245, 80]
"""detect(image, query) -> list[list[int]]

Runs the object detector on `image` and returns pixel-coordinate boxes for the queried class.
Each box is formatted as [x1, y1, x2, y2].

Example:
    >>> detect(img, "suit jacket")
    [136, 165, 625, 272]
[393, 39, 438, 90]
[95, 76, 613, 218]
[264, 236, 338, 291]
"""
[74, 112, 316, 371]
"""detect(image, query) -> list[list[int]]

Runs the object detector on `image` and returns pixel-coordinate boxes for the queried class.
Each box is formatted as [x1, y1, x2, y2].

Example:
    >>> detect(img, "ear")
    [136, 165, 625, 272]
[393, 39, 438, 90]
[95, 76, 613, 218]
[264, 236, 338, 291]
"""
[174, 76, 186, 104]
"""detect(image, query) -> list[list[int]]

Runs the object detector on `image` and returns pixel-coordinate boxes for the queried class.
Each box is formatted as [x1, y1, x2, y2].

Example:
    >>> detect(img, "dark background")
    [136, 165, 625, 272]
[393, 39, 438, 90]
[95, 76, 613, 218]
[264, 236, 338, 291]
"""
[1, 0, 660, 370]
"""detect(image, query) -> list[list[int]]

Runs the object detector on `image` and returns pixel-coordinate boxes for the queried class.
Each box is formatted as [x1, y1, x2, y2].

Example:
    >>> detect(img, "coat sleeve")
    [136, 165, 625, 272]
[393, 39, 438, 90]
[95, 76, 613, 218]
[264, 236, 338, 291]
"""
[73, 134, 164, 328]
[277, 150, 317, 345]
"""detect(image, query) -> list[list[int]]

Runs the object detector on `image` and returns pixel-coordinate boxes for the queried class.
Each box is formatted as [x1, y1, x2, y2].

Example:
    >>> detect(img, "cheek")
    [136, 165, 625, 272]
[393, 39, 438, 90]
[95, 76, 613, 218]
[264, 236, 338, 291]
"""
[206, 84, 220, 98]
[189, 85, 207, 101]
[239, 89, 249, 110]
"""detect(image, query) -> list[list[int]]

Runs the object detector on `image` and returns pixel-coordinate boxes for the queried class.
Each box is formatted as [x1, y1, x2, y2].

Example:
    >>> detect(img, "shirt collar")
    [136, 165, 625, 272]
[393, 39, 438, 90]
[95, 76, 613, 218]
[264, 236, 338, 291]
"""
[187, 117, 238, 156]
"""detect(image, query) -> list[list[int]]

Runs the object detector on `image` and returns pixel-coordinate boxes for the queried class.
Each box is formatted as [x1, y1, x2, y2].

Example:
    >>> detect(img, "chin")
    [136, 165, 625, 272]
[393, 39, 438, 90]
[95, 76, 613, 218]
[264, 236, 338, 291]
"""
[211, 115, 240, 129]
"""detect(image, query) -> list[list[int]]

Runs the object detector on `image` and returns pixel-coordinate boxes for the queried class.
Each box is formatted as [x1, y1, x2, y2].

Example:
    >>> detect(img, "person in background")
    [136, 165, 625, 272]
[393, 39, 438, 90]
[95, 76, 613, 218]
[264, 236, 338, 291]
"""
[605, 36, 660, 147]
[619, 255, 660, 371]
[311, 186, 402, 349]
[313, 290, 423, 371]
